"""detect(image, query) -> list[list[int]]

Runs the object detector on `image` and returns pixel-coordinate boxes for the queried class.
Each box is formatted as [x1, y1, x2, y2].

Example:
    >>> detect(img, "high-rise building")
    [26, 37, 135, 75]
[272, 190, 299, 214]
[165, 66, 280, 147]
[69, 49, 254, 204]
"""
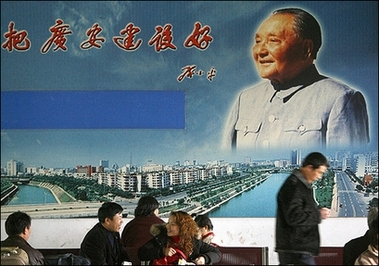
[7, 159, 24, 176]
[76, 165, 95, 176]
[290, 150, 301, 166]
[99, 160, 109, 168]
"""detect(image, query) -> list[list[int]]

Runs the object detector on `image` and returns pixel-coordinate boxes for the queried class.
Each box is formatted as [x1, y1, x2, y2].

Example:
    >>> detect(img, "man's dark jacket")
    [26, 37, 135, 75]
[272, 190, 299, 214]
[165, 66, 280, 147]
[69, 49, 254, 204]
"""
[80, 223, 129, 265]
[2, 235, 45, 265]
[343, 230, 370, 265]
[275, 169, 322, 256]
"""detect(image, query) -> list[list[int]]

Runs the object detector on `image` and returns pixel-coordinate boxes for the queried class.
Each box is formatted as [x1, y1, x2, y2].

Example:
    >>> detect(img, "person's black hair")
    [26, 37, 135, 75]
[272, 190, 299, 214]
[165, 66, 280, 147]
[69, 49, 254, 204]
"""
[301, 152, 329, 168]
[194, 214, 214, 231]
[367, 206, 378, 228]
[369, 197, 378, 208]
[134, 195, 159, 217]
[369, 217, 378, 247]
[98, 202, 123, 223]
[273, 7, 322, 59]
[5, 211, 31, 236]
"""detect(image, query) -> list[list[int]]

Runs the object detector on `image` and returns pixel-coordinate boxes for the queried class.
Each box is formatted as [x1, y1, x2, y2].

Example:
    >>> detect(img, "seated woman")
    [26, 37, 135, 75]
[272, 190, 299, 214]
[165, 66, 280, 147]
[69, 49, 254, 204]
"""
[194, 214, 222, 246]
[138, 211, 221, 265]
[121, 195, 165, 265]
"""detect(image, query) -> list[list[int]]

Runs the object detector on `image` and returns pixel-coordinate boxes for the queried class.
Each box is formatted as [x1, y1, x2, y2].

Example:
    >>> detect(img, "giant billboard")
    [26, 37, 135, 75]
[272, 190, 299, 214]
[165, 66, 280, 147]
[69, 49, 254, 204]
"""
[1, 1, 377, 218]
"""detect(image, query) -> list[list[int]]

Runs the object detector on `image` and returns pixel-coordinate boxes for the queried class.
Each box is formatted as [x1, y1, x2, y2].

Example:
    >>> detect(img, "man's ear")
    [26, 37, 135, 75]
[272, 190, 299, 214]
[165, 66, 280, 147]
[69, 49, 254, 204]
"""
[302, 39, 314, 59]
[21, 226, 29, 236]
[303, 165, 314, 174]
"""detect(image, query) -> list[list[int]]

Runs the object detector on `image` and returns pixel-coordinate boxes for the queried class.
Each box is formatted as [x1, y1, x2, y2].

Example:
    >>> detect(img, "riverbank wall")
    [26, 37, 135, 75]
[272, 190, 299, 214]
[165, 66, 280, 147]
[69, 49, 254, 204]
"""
[1, 184, 19, 205]
[191, 174, 270, 216]
[29, 181, 76, 204]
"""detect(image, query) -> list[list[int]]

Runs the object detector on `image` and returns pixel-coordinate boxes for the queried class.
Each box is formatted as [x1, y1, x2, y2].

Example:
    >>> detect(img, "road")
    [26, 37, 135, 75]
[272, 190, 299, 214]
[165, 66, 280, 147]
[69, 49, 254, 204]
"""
[336, 171, 374, 217]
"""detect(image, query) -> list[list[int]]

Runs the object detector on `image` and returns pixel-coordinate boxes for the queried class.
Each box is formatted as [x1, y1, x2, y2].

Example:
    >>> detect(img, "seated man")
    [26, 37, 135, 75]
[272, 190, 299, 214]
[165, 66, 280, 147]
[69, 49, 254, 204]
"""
[355, 217, 378, 265]
[343, 198, 378, 265]
[80, 202, 130, 265]
[1, 211, 45, 265]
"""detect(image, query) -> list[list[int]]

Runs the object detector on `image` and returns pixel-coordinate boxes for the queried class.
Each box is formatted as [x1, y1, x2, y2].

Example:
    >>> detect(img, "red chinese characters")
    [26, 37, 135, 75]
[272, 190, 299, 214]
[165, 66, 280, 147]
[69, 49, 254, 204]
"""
[184, 22, 213, 50]
[113, 23, 142, 51]
[41, 19, 72, 53]
[80, 23, 106, 50]
[3, 19, 216, 82]
[177, 65, 217, 82]
[148, 24, 177, 52]
[177, 65, 197, 82]
[207, 67, 217, 81]
[3, 20, 213, 53]
[2, 22, 31, 52]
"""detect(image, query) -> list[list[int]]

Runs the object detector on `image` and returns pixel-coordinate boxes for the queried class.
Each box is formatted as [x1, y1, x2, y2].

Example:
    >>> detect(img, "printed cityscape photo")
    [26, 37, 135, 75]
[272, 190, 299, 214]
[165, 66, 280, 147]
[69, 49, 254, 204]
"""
[1, 149, 377, 219]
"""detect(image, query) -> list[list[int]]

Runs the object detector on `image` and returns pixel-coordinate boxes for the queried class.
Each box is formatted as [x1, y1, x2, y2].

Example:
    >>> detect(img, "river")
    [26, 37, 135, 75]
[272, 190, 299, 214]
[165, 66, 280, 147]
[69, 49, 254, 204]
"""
[209, 173, 287, 217]
[8, 185, 58, 205]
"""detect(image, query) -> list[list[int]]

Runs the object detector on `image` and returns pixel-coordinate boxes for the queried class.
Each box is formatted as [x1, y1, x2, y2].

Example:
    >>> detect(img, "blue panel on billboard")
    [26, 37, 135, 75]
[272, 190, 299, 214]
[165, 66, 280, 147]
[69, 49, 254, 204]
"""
[1, 90, 185, 129]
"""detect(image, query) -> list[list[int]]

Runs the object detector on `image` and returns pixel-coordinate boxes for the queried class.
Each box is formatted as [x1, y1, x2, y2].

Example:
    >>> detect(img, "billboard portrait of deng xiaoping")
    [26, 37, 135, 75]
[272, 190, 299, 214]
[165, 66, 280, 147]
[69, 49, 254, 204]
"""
[1, 1, 377, 218]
